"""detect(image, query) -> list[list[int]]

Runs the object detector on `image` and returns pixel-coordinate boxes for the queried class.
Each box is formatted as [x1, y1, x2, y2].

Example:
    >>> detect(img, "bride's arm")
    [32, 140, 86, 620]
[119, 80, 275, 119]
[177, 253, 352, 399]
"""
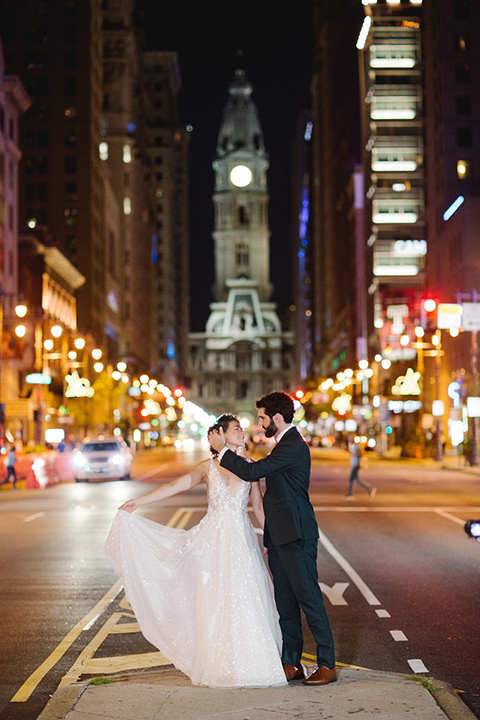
[249, 481, 265, 530]
[119, 460, 208, 512]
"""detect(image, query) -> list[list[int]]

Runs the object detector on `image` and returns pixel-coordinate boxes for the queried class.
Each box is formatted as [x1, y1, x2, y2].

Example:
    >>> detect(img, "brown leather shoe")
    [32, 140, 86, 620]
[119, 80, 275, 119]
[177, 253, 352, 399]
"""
[302, 665, 337, 685]
[283, 664, 305, 681]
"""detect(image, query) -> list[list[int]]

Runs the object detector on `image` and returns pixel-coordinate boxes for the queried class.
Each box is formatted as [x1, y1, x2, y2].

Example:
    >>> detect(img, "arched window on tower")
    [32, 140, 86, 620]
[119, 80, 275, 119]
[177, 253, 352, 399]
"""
[235, 242, 249, 267]
[238, 206, 249, 225]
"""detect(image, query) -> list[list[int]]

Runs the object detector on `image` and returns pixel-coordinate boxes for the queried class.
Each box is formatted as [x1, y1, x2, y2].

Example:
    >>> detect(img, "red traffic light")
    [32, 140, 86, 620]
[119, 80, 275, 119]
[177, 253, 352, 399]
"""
[295, 389, 305, 400]
[423, 298, 437, 313]
[140, 407, 149, 417]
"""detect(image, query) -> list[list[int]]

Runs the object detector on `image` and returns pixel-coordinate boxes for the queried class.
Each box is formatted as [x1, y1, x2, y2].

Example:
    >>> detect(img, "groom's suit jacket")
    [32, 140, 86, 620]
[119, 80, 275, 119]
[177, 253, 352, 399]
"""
[220, 427, 319, 547]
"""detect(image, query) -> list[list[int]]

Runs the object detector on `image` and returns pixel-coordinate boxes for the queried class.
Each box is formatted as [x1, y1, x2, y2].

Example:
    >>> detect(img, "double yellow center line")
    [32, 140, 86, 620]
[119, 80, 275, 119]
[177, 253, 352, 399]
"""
[11, 508, 194, 703]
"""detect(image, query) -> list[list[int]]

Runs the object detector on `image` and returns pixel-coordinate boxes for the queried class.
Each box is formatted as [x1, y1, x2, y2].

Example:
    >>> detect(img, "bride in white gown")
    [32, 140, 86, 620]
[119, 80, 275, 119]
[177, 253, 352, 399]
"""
[105, 414, 287, 688]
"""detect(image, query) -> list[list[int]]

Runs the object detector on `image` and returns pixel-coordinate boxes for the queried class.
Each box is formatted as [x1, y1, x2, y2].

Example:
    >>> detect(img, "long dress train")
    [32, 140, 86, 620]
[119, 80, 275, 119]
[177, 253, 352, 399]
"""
[105, 459, 287, 688]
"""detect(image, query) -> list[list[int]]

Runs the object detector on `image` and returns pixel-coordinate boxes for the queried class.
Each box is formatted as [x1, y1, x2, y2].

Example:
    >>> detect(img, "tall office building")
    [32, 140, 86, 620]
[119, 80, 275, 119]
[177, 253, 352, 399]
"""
[422, 0, 480, 443]
[292, 110, 314, 382]
[310, 0, 365, 378]
[358, 0, 426, 379]
[0, 38, 30, 437]
[143, 52, 190, 387]
[189, 70, 295, 420]
[101, 0, 158, 372]
[2, 0, 111, 348]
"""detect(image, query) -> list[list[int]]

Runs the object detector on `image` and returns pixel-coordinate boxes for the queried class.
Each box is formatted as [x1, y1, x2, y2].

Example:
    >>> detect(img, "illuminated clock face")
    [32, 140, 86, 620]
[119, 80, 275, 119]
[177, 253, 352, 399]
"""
[230, 165, 253, 187]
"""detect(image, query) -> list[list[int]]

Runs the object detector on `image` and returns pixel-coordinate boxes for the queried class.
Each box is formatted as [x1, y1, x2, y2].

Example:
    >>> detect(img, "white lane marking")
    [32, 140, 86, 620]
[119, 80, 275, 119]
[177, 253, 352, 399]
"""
[23, 513, 46, 523]
[320, 582, 350, 605]
[434, 508, 466, 526]
[376, 609, 391, 618]
[408, 659, 429, 673]
[390, 630, 408, 641]
[313, 506, 480, 512]
[317, 527, 381, 606]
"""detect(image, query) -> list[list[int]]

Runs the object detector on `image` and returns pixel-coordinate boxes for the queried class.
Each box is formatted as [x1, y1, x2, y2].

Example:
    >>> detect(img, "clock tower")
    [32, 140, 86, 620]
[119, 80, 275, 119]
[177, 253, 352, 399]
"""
[189, 69, 295, 419]
[212, 69, 271, 302]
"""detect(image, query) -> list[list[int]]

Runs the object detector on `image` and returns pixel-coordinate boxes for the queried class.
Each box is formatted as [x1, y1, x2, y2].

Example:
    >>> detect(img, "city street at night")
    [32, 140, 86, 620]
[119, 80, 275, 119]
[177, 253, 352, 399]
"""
[0, 446, 479, 719]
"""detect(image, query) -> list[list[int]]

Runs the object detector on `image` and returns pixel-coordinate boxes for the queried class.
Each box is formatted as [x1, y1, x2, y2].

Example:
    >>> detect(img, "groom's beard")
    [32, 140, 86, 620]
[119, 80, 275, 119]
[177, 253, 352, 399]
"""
[264, 418, 277, 438]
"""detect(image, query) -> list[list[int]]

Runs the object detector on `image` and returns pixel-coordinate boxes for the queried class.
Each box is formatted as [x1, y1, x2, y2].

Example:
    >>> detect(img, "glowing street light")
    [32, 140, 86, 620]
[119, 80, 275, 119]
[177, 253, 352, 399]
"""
[74, 337, 85, 349]
[92, 348, 102, 360]
[51, 325, 62, 338]
[15, 304, 27, 318]
[15, 325, 26, 338]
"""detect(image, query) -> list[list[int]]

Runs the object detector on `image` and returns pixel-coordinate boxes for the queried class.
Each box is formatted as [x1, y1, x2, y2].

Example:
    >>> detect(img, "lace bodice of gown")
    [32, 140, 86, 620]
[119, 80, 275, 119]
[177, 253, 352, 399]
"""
[205, 458, 250, 518]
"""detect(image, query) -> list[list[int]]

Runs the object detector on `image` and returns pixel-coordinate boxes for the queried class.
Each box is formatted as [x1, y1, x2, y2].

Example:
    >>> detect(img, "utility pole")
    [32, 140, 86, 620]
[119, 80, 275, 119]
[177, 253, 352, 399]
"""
[457, 290, 480, 466]
[433, 330, 443, 462]
[471, 328, 479, 465]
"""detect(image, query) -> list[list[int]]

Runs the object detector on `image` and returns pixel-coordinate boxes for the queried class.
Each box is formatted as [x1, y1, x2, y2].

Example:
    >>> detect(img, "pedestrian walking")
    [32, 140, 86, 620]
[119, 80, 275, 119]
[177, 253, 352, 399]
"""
[345, 440, 376, 500]
[1, 444, 18, 489]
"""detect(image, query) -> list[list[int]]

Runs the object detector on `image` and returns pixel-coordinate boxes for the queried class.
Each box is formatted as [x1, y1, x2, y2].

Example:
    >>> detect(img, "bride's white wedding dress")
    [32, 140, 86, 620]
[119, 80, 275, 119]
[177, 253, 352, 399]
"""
[105, 459, 286, 688]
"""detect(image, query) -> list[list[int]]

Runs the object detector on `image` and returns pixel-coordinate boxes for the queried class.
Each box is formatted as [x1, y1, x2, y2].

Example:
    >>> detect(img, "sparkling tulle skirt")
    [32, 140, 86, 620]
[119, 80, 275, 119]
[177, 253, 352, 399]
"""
[105, 480, 286, 688]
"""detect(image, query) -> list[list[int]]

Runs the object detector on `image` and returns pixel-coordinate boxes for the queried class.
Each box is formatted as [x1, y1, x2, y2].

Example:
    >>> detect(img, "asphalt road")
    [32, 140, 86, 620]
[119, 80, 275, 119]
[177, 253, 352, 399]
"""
[0, 446, 479, 719]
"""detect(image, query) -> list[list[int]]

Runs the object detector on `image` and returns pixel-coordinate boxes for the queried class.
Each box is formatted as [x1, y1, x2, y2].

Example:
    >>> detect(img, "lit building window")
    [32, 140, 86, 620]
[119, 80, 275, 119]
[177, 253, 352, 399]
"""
[123, 144, 132, 163]
[99, 142, 108, 161]
[123, 197, 132, 215]
[457, 160, 471, 179]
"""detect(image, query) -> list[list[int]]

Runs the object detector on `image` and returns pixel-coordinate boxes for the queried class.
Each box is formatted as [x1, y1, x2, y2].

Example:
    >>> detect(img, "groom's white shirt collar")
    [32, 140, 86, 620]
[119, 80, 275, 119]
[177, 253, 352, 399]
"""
[275, 424, 295, 444]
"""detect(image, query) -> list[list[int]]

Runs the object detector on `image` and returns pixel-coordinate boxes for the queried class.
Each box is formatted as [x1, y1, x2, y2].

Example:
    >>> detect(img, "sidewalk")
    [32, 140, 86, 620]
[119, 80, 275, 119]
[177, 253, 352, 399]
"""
[38, 664, 477, 720]
[310, 445, 480, 476]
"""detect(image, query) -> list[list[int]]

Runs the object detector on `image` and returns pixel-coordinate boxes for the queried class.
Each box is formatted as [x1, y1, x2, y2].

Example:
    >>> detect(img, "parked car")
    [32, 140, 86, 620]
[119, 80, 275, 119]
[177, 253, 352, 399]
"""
[73, 437, 133, 482]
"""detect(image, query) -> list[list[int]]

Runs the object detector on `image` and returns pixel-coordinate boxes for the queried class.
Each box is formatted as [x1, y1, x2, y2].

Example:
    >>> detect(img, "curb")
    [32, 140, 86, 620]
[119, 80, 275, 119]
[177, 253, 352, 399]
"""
[430, 679, 478, 720]
[37, 685, 86, 720]
[36, 668, 478, 720]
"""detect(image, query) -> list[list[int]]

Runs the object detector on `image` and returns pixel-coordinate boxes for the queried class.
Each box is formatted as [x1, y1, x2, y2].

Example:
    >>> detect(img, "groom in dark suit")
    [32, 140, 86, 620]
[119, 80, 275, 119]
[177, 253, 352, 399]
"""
[210, 391, 336, 685]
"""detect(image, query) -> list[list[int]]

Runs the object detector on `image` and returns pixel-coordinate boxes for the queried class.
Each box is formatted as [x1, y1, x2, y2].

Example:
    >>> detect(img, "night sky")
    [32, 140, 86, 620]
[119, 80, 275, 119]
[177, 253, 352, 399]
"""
[139, 0, 314, 330]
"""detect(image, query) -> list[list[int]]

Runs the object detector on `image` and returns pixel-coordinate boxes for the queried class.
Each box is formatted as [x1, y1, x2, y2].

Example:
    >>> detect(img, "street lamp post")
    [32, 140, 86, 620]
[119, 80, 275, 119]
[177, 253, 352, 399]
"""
[456, 290, 480, 466]
[0, 288, 28, 444]
[471, 328, 479, 466]
[432, 330, 443, 462]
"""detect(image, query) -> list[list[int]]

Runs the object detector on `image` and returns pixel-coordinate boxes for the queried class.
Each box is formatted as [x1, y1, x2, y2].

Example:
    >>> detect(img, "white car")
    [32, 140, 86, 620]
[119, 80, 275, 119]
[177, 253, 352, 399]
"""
[73, 437, 133, 482]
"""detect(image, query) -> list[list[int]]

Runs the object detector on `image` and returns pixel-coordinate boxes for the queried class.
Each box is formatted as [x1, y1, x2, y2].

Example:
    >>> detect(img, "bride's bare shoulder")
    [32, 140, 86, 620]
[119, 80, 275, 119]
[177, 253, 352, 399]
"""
[193, 458, 211, 477]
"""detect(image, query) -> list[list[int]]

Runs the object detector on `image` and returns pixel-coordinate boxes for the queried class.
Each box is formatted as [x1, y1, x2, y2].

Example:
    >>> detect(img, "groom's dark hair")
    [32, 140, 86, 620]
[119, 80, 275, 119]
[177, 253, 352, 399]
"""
[208, 414, 240, 456]
[256, 392, 294, 423]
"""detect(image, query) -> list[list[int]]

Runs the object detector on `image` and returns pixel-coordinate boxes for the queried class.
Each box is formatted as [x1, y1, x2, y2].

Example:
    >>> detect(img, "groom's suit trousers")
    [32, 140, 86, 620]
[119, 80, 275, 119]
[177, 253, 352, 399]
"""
[267, 537, 335, 670]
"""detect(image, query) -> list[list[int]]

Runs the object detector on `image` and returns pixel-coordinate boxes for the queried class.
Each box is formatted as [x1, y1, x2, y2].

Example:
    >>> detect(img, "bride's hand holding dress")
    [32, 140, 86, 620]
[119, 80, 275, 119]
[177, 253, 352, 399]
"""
[105, 415, 286, 688]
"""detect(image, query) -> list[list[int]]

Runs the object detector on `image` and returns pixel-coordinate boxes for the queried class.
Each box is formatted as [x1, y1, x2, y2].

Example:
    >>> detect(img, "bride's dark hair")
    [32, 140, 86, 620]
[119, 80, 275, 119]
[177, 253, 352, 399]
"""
[208, 414, 240, 456]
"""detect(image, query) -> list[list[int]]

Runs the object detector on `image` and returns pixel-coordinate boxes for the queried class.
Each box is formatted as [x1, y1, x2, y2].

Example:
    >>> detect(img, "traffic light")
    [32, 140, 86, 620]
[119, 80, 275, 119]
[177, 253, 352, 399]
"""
[420, 298, 437, 331]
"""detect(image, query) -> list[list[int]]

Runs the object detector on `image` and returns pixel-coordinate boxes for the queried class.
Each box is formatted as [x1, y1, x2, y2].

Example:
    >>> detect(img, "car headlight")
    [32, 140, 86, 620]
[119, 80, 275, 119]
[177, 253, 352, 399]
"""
[112, 453, 123, 466]
[465, 520, 480, 541]
[73, 454, 86, 468]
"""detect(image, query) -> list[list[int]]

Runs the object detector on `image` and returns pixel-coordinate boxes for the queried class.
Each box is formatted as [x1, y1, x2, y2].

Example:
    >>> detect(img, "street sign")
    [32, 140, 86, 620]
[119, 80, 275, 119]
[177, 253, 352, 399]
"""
[462, 303, 480, 331]
[25, 373, 52, 384]
[437, 303, 463, 329]
[467, 397, 480, 418]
